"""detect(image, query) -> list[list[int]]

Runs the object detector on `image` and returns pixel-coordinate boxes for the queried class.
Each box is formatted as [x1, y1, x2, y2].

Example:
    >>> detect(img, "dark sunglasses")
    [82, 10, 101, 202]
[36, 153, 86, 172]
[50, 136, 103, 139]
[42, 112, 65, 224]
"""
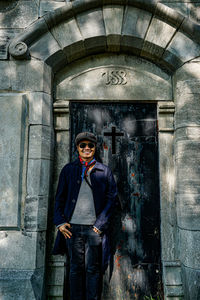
[79, 142, 95, 149]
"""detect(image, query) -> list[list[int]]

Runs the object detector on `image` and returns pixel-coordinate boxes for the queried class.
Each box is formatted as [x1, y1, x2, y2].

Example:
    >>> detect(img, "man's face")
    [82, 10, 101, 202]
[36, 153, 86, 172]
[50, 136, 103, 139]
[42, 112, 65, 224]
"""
[77, 139, 96, 161]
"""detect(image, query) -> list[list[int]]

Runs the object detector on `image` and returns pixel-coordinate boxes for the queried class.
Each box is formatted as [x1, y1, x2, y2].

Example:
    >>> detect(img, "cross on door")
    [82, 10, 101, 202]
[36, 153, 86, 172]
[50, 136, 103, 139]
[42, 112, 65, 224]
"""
[104, 126, 124, 154]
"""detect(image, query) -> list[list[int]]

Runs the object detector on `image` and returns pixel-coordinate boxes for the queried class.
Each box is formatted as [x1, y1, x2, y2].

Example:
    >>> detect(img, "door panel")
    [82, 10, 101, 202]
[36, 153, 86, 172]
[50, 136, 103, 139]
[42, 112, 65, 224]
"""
[70, 102, 161, 299]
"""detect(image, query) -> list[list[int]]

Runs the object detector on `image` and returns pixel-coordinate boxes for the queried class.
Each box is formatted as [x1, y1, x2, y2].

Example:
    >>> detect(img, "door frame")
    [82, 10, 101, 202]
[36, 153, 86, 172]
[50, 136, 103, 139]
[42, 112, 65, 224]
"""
[51, 99, 178, 298]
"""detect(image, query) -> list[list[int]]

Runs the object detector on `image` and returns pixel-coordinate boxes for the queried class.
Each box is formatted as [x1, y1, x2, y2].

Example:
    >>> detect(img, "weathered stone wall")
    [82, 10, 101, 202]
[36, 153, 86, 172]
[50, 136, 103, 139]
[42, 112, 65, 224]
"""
[1, 0, 200, 61]
[0, 61, 54, 299]
[1, 1, 200, 299]
[174, 61, 200, 300]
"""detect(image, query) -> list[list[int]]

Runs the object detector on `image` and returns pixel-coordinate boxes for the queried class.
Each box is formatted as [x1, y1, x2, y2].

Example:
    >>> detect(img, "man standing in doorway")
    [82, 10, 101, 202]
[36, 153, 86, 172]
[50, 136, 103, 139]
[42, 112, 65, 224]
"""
[53, 132, 118, 300]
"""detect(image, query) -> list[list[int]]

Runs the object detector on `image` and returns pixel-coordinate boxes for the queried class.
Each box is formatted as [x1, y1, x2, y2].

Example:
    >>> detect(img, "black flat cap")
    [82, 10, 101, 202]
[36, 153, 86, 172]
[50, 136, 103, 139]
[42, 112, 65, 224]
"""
[75, 132, 97, 145]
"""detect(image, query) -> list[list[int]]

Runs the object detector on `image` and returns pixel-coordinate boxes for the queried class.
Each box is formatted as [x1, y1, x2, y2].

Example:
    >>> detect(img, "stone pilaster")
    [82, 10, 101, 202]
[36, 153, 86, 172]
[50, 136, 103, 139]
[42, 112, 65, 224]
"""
[174, 60, 200, 300]
[45, 100, 70, 300]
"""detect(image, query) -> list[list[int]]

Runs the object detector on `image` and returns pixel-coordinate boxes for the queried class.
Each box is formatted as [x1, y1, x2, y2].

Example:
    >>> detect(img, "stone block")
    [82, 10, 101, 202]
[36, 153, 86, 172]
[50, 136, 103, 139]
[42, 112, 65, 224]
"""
[0, 62, 12, 90]
[29, 92, 53, 126]
[160, 214, 177, 261]
[165, 286, 184, 297]
[0, 94, 28, 228]
[0, 268, 44, 300]
[122, 6, 152, 39]
[164, 264, 182, 286]
[46, 264, 65, 286]
[0, 29, 22, 60]
[103, 5, 124, 51]
[48, 285, 64, 297]
[121, 35, 144, 56]
[27, 159, 51, 196]
[0, 231, 36, 269]
[29, 125, 54, 160]
[182, 265, 200, 300]
[175, 108, 200, 128]
[0, 231, 46, 271]
[54, 130, 70, 178]
[0, 1, 38, 28]
[165, 31, 200, 64]
[174, 61, 200, 83]
[39, 1, 66, 17]
[29, 31, 66, 72]
[186, 126, 200, 140]
[175, 82, 200, 127]
[176, 156, 200, 183]
[175, 140, 200, 161]
[121, 6, 152, 55]
[188, 3, 200, 23]
[76, 8, 106, 53]
[162, 50, 183, 72]
[176, 181, 200, 195]
[142, 17, 176, 57]
[162, 2, 189, 19]
[159, 132, 177, 261]
[51, 17, 86, 62]
[0, 270, 35, 300]
[24, 196, 48, 231]
[141, 41, 165, 63]
[10, 60, 52, 94]
[103, 5, 124, 35]
[175, 127, 200, 143]
[155, 2, 184, 28]
[176, 78, 200, 95]
[47, 255, 66, 300]
[36, 231, 46, 268]
[71, 0, 101, 15]
[159, 112, 174, 130]
[56, 54, 172, 101]
[178, 228, 200, 269]
[54, 113, 69, 131]
[159, 132, 175, 211]
[176, 194, 200, 230]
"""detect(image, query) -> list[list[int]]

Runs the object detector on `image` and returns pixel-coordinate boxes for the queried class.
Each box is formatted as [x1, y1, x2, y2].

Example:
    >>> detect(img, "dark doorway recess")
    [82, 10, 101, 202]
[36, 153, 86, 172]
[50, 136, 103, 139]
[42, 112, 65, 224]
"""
[70, 102, 162, 300]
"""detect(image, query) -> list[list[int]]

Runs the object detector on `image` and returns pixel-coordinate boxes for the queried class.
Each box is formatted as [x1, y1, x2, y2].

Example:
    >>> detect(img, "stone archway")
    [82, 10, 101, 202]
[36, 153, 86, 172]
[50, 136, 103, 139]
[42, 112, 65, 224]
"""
[9, 0, 200, 73]
[5, 1, 200, 299]
[51, 52, 174, 299]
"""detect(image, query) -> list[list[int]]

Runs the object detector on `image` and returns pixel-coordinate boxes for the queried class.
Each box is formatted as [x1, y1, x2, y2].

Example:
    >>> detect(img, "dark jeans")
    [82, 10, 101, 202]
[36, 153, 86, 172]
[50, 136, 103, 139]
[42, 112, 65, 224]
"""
[66, 224, 102, 300]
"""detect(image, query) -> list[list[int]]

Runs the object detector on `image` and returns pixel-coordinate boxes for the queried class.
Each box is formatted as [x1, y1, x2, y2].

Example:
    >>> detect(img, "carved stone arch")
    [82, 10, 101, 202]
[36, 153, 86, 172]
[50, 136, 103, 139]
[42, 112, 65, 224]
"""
[9, 0, 200, 73]
[7, 1, 200, 299]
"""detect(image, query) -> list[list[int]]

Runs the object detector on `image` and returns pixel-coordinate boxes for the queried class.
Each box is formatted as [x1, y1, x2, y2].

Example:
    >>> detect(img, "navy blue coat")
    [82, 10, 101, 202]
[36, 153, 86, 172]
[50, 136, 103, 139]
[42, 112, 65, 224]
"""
[52, 159, 118, 272]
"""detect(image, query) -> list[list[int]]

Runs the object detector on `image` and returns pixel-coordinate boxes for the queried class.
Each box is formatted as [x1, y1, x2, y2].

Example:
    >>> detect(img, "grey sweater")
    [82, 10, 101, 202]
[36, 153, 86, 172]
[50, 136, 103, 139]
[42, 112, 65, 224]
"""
[70, 169, 96, 225]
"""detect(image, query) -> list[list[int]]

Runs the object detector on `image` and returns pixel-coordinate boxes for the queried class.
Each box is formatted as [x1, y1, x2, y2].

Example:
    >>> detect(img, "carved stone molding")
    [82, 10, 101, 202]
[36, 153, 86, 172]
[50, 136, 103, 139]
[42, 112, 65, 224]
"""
[53, 100, 69, 131]
[8, 0, 200, 74]
[9, 41, 29, 59]
[158, 103, 175, 114]
[158, 102, 175, 132]
[53, 100, 69, 114]
[163, 261, 184, 298]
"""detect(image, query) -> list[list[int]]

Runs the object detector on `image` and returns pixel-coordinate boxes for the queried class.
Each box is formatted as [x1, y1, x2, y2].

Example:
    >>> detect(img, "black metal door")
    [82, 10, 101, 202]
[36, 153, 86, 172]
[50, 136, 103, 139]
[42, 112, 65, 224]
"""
[70, 102, 162, 299]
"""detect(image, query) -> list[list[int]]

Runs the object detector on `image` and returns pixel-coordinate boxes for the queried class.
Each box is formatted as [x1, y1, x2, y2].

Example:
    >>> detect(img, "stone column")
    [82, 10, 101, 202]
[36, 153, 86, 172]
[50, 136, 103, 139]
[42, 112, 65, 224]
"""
[174, 60, 200, 300]
[45, 100, 70, 299]
[158, 102, 184, 300]
[0, 60, 53, 300]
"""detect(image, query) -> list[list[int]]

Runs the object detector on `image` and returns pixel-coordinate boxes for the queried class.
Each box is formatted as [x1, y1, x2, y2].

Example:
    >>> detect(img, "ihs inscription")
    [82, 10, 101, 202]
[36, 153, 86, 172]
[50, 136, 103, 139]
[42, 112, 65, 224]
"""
[102, 70, 127, 86]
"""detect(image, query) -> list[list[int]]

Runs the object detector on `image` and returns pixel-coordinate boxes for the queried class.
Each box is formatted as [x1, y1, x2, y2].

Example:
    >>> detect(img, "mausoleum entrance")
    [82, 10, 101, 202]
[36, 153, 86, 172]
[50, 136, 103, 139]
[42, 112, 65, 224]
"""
[46, 53, 175, 299]
[2, 1, 200, 299]
[70, 102, 161, 299]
